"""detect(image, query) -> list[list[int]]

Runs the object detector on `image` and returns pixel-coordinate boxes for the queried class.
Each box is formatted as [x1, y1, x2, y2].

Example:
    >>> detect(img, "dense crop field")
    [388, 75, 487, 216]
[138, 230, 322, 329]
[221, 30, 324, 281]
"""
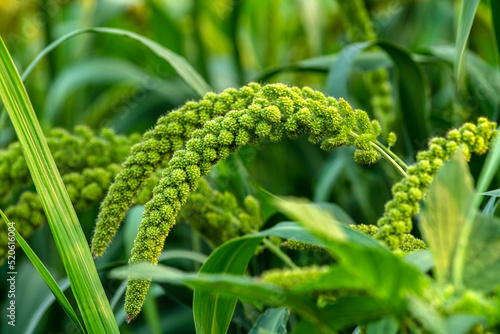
[1, 0, 500, 333]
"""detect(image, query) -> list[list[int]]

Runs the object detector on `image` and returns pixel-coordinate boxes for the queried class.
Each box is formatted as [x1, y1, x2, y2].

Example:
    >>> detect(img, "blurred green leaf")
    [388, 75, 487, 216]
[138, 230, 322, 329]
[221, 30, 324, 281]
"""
[22, 27, 211, 96]
[376, 41, 429, 150]
[428, 46, 500, 118]
[314, 202, 356, 226]
[327, 41, 429, 151]
[0, 36, 119, 333]
[112, 216, 423, 332]
[43, 57, 189, 125]
[444, 314, 487, 334]
[476, 126, 500, 196]
[313, 150, 345, 202]
[367, 317, 398, 334]
[420, 151, 474, 284]
[492, 0, 500, 66]
[249, 307, 289, 334]
[297, 0, 322, 56]
[407, 296, 446, 334]
[403, 250, 434, 274]
[463, 213, 500, 292]
[455, 0, 480, 86]
[482, 196, 498, 216]
[326, 42, 371, 101]
[254, 51, 391, 82]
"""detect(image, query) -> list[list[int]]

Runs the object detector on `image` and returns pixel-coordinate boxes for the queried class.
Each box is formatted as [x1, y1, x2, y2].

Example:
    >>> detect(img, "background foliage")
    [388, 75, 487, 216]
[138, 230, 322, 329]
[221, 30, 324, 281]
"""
[0, 0, 499, 333]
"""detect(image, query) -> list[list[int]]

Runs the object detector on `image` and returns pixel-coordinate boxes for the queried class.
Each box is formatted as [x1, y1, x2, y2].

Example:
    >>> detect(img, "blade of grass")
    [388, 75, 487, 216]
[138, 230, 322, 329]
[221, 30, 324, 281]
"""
[455, 0, 480, 87]
[25, 278, 72, 334]
[1, 26, 211, 142]
[491, 0, 500, 66]
[0, 36, 119, 333]
[0, 210, 85, 334]
[22, 27, 212, 96]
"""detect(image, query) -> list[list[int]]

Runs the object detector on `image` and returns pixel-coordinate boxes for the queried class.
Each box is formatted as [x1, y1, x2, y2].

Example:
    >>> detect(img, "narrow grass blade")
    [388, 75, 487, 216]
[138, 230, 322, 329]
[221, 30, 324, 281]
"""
[455, 0, 480, 86]
[491, 0, 500, 66]
[0, 210, 84, 334]
[22, 27, 212, 96]
[0, 36, 119, 333]
[25, 278, 72, 334]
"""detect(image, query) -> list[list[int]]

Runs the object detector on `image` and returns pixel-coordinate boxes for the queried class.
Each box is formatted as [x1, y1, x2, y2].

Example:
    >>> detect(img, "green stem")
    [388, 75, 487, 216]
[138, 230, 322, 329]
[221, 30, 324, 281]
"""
[262, 238, 298, 269]
[375, 139, 409, 170]
[349, 130, 408, 177]
[371, 142, 408, 177]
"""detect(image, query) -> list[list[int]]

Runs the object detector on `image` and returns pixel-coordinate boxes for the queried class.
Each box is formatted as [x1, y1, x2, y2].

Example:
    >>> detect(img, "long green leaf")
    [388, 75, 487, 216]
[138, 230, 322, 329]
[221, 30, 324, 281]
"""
[193, 237, 263, 334]
[453, 126, 500, 286]
[455, 0, 480, 86]
[420, 151, 474, 284]
[22, 27, 211, 96]
[0, 36, 119, 333]
[0, 210, 84, 334]
[462, 213, 500, 291]
[193, 222, 322, 334]
[492, 0, 500, 66]
[42, 57, 190, 123]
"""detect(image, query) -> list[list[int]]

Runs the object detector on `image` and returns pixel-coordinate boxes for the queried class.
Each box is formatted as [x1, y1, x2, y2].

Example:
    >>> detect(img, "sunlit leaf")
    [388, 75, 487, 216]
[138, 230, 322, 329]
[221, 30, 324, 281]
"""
[420, 151, 474, 284]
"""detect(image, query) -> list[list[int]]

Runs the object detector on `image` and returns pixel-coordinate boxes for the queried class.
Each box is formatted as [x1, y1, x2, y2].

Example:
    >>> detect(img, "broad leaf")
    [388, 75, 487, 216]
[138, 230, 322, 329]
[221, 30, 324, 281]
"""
[463, 213, 500, 292]
[192, 222, 321, 334]
[276, 199, 425, 313]
[420, 152, 474, 284]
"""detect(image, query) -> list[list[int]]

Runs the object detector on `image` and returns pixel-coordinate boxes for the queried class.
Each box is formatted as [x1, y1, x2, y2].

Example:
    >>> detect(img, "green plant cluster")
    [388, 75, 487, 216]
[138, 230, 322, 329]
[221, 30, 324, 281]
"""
[178, 178, 262, 247]
[0, 126, 141, 262]
[375, 118, 497, 249]
[113, 82, 383, 320]
[105, 83, 497, 321]
[0, 126, 140, 200]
